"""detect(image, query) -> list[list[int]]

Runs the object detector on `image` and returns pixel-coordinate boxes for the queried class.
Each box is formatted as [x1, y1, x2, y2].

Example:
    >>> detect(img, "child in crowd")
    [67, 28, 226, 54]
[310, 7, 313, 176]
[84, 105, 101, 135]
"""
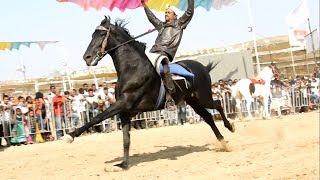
[10, 107, 27, 145]
[24, 110, 37, 143]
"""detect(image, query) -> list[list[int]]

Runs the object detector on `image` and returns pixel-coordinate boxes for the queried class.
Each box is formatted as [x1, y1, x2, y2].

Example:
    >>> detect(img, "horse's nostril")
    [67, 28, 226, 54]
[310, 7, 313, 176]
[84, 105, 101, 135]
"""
[85, 55, 91, 60]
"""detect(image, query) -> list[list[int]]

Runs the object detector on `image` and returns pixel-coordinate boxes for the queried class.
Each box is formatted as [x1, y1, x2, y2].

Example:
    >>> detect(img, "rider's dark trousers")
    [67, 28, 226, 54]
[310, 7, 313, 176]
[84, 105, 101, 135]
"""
[162, 61, 176, 96]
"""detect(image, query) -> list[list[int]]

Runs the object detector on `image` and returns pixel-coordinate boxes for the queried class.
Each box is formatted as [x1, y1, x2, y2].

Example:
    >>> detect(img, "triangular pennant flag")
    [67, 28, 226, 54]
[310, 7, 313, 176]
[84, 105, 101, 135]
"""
[0, 42, 11, 51]
[11, 42, 32, 50]
[35, 41, 59, 50]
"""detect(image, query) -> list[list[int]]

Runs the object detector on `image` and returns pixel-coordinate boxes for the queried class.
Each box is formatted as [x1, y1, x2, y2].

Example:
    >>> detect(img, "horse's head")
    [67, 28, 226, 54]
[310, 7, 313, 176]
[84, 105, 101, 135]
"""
[259, 63, 282, 82]
[270, 62, 281, 78]
[83, 16, 147, 66]
[83, 16, 115, 66]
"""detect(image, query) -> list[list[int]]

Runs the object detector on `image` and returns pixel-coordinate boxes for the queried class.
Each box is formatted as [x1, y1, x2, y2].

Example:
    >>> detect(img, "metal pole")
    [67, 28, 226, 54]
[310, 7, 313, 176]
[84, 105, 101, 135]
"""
[307, 18, 317, 63]
[289, 46, 297, 76]
[60, 41, 72, 89]
[247, 0, 261, 74]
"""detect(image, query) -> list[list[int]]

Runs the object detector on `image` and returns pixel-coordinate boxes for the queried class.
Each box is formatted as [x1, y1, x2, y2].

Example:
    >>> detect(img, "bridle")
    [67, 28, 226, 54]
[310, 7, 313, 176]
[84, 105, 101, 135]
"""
[95, 25, 111, 58]
[94, 24, 156, 59]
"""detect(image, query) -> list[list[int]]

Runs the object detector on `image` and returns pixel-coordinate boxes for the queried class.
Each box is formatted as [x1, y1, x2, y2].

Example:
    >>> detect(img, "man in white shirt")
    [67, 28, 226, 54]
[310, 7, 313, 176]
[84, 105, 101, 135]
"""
[310, 76, 320, 104]
[0, 95, 13, 146]
[99, 87, 114, 108]
[47, 85, 56, 103]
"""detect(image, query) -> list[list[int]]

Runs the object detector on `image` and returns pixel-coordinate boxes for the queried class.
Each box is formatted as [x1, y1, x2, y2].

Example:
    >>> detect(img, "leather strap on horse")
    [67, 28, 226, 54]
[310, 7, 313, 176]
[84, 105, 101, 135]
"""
[102, 28, 156, 55]
[101, 27, 111, 53]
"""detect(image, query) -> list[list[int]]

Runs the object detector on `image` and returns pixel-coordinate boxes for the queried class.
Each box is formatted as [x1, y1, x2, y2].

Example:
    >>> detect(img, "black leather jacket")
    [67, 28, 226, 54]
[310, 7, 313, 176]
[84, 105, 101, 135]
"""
[144, 0, 194, 61]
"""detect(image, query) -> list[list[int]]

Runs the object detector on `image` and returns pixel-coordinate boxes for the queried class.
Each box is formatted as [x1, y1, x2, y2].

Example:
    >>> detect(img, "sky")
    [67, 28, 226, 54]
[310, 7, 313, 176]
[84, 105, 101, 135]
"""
[0, 0, 319, 81]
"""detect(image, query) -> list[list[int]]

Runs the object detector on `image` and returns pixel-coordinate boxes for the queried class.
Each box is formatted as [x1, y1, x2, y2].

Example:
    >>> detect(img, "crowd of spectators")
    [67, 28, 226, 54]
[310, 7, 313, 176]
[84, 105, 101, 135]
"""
[0, 82, 117, 147]
[210, 72, 319, 118]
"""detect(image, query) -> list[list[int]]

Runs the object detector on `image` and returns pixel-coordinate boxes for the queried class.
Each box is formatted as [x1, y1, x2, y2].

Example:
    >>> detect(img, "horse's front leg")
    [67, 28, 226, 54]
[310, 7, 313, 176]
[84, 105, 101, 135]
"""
[63, 99, 131, 141]
[113, 112, 131, 170]
[263, 95, 271, 120]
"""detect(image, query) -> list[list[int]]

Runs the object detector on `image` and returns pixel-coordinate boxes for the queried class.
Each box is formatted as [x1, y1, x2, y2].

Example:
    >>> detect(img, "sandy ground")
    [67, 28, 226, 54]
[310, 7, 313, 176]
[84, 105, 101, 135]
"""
[0, 111, 319, 180]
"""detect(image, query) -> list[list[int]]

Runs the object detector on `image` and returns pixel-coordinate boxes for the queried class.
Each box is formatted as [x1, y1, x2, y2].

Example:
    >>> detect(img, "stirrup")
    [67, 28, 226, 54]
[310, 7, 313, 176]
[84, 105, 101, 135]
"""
[165, 99, 176, 111]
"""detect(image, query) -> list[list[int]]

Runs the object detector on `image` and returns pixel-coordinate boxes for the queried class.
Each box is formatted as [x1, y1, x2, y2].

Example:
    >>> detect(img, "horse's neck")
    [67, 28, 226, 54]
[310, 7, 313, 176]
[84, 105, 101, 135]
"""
[110, 45, 153, 77]
[258, 68, 272, 83]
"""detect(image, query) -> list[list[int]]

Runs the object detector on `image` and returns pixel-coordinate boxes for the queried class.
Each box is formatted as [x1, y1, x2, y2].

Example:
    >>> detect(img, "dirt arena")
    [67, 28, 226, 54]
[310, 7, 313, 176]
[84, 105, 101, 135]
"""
[0, 111, 319, 180]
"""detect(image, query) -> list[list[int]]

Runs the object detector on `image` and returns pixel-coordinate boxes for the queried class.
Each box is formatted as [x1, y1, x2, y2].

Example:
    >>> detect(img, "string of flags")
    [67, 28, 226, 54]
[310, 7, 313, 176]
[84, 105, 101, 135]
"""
[0, 41, 59, 51]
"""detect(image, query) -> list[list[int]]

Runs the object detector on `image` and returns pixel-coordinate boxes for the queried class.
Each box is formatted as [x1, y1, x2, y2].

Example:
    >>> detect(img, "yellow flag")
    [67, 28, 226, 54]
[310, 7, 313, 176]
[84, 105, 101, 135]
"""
[146, 0, 180, 12]
[0, 42, 11, 50]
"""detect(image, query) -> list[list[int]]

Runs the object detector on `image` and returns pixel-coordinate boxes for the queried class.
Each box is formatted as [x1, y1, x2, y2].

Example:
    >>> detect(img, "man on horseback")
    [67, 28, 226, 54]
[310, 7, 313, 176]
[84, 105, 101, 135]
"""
[141, 0, 194, 110]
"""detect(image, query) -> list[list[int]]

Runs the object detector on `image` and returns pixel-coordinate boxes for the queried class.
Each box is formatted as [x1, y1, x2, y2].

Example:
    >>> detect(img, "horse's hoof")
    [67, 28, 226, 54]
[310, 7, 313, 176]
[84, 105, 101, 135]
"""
[104, 165, 123, 172]
[230, 122, 235, 133]
[216, 139, 231, 152]
[62, 134, 74, 144]
[220, 139, 229, 144]
[262, 116, 271, 120]
[104, 163, 128, 172]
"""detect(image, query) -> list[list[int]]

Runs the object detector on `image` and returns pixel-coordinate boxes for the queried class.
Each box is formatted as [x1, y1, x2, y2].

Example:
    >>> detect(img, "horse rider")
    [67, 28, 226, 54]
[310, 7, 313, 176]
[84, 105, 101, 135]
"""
[141, 0, 194, 110]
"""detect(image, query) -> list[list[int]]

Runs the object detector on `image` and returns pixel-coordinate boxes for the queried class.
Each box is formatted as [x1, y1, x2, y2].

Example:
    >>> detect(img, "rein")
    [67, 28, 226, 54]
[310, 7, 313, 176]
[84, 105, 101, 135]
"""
[96, 25, 156, 58]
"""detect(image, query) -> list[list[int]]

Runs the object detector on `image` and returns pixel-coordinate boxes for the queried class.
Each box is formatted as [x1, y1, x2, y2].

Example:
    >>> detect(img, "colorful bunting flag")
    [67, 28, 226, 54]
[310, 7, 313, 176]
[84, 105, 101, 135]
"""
[0, 41, 59, 51]
[56, 0, 239, 12]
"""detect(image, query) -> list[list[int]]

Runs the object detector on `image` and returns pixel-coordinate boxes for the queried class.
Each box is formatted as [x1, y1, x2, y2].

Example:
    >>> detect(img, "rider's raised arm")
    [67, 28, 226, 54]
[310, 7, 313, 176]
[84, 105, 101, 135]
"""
[143, 2, 162, 30]
[178, 0, 194, 29]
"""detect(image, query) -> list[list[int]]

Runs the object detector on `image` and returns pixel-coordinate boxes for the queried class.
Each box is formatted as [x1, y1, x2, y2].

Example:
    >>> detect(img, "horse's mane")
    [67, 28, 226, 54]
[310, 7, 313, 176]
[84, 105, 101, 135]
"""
[113, 19, 147, 51]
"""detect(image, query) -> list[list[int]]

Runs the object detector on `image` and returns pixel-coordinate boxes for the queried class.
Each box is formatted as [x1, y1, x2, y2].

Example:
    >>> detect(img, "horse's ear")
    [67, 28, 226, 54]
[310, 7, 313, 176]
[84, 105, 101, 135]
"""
[104, 15, 111, 23]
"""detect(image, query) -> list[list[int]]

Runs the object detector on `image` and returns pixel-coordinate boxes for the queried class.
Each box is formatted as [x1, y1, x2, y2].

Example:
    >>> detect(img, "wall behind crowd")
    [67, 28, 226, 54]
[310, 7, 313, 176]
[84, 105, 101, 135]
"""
[195, 50, 254, 82]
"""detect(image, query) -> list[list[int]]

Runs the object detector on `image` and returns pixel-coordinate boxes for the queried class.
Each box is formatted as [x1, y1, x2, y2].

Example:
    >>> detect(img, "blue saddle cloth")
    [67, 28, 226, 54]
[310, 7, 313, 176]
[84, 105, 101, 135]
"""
[159, 63, 194, 77]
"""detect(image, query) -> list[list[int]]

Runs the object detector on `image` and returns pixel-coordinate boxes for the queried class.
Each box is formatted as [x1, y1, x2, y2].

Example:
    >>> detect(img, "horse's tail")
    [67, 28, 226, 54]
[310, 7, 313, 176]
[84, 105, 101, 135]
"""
[249, 83, 255, 95]
[205, 61, 220, 73]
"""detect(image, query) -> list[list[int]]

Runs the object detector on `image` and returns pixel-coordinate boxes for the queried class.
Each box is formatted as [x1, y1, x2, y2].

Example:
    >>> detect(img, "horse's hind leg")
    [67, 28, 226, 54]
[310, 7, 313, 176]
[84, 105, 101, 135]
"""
[246, 98, 254, 121]
[212, 100, 235, 133]
[186, 98, 224, 141]
[235, 98, 242, 120]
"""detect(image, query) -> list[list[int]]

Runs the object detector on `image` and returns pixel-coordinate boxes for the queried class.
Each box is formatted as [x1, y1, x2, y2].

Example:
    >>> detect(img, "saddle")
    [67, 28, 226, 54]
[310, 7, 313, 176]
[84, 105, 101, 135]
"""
[249, 77, 266, 85]
[145, 52, 194, 88]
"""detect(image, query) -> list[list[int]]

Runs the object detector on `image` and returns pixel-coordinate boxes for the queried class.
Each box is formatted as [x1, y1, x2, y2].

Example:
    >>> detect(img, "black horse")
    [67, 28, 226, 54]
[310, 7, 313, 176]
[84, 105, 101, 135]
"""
[64, 16, 235, 171]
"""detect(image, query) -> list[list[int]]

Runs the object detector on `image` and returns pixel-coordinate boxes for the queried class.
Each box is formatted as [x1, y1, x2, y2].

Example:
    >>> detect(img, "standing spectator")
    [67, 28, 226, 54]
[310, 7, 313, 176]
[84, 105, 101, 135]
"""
[91, 84, 99, 96]
[26, 96, 34, 111]
[271, 77, 285, 118]
[34, 92, 47, 130]
[65, 91, 81, 129]
[52, 89, 66, 139]
[227, 79, 233, 88]
[101, 87, 114, 108]
[310, 76, 320, 106]
[77, 88, 89, 134]
[10, 107, 27, 145]
[23, 113, 33, 144]
[17, 96, 26, 107]
[48, 85, 56, 103]
[211, 82, 221, 100]
[82, 83, 89, 96]
[86, 88, 99, 133]
[0, 95, 13, 146]
[108, 82, 116, 101]
[9, 96, 15, 105]
[26, 110, 37, 142]
[96, 99, 107, 132]
[98, 82, 108, 96]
